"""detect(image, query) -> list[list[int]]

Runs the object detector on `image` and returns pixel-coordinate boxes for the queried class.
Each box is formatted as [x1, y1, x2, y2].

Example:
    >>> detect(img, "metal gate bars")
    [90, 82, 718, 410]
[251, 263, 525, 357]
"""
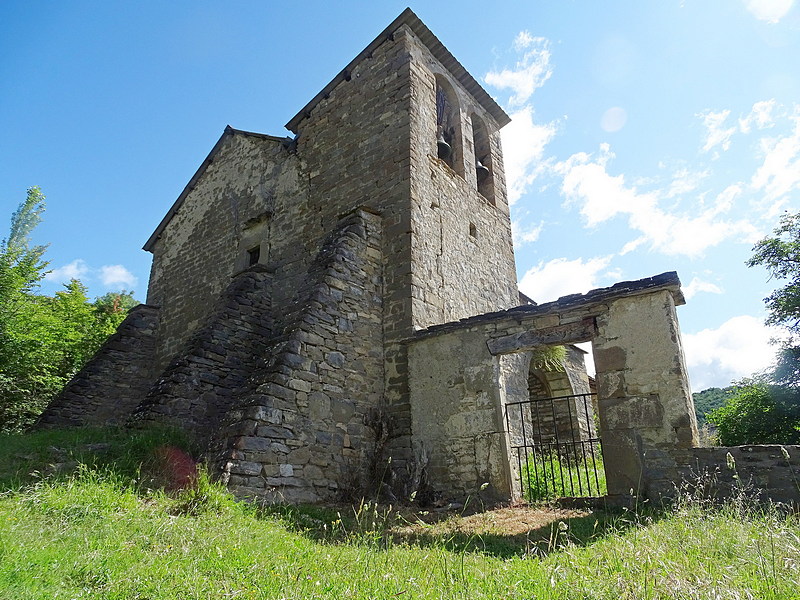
[505, 392, 606, 501]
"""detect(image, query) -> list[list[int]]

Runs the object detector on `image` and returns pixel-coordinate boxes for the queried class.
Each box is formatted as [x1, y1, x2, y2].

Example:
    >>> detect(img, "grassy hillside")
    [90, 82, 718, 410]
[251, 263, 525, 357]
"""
[1, 427, 799, 599]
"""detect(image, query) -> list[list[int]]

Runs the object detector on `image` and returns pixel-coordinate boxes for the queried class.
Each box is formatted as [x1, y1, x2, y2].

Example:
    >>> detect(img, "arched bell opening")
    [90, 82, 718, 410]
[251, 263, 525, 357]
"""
[470, 113, 495, 204]
[434, 76, 463, 176]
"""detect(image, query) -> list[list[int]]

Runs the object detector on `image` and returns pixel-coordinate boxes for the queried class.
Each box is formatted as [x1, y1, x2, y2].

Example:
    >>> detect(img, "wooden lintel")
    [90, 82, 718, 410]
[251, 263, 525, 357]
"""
[486, 317, 596, 355]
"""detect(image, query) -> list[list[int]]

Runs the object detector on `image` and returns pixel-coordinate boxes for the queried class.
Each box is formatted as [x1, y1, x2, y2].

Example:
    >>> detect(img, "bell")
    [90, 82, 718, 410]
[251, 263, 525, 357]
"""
[437, 134, 452, 160]
[476, 160, 491, 181]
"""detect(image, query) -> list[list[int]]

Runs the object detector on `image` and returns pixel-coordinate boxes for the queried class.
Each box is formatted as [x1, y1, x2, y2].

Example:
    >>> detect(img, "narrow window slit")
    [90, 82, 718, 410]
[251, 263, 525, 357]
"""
[247, 246, 261, 266]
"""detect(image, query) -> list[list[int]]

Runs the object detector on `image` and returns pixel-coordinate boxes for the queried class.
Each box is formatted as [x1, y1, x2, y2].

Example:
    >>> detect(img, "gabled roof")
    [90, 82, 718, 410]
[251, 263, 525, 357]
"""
[285, 7, 510, 133]
[142, 126, 289, 252]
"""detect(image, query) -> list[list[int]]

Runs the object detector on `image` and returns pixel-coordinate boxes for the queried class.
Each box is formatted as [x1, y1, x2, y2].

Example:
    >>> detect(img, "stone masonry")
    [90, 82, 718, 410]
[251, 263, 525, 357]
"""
[38, 305, 160, 427]
[38, 10, 772, 508]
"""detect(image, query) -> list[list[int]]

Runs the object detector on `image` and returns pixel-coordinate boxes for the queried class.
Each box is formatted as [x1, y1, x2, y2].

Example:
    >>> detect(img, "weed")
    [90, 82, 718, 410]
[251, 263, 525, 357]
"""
[168, 468, 241, 516]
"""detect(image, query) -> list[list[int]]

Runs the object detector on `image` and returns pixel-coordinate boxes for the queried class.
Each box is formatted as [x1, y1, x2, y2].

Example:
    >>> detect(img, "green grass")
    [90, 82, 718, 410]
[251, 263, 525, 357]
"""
[522, 448, 608, 501]
[0, 425, 193, 490]
[1, 427, 799, 599]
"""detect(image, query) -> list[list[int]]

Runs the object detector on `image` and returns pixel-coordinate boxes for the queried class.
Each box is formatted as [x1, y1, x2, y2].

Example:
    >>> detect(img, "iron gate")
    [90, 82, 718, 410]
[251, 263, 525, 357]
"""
[505, 392, 605, 501]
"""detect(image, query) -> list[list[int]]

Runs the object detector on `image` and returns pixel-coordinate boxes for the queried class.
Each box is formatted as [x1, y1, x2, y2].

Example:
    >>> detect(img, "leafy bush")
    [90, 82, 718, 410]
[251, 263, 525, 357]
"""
[707, 383, 800, 445]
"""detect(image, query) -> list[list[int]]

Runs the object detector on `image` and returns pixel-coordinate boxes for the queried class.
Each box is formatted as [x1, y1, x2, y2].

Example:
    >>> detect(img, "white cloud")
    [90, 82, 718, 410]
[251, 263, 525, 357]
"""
[500, 106, 558, 204]
[554, 144, 758, 257]
[511, 219, 544, 246]
[683, 315, 781, 391]
[698, 109, 736, 154]
[485, 35, 552, 107]
[714, 184, 743, 214]
[45, 259, 89, 283]
[485, 33, 559, 205]
[743, 0, 794, 23]
[513, 31, 536, 52]
[665, 167, 710, 199]
[683, 277, 723, 300]
[519, 255, 613, 303]
[739, 99, 777, 133]
[44, 259, 139, 292]
[750, 108, 800, 207]
[99, 265, 138, 289]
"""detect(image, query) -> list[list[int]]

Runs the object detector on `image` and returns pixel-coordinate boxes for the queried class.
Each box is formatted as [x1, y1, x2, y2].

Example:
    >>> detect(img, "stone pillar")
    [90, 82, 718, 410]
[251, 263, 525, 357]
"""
[408, 326, 513, 503]
[593, 290, 698, 500]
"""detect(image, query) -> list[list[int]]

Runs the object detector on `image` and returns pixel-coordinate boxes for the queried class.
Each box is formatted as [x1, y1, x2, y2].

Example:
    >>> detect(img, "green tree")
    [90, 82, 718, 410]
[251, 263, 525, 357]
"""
[0, 189, 138, 432]
[692, 386, 737, 426]
[747, 210, 800, 387]
[0, 187, 52, 430]
[707, 382, 800, 445]
[708, 210, 800, 445]
[747, 211, 800, 336]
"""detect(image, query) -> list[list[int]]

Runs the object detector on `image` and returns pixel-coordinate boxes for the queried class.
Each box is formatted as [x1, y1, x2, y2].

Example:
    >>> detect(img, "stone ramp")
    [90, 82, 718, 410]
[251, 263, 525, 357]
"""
[36, 304, 160, 428]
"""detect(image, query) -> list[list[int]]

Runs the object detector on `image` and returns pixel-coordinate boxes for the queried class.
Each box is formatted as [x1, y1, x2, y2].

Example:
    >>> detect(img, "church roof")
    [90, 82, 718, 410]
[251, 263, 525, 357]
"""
[285, 7, 510, 133]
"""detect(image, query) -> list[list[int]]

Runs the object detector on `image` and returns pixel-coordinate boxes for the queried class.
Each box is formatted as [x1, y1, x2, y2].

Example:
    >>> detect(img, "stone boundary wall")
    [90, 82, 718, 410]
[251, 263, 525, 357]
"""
[37, 304, 160, 428]
[666, 445, 800, 506]
[211, 208, 384, 504]
[132, 265, 274, 441]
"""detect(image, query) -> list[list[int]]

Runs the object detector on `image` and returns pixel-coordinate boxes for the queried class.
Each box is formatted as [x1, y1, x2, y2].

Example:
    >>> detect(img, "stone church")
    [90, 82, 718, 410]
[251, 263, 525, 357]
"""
[40, 9, 701, 505]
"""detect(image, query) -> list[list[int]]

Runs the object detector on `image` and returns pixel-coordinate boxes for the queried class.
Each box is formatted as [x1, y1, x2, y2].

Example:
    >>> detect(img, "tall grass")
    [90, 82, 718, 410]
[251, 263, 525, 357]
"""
[1, 427, 799, 599]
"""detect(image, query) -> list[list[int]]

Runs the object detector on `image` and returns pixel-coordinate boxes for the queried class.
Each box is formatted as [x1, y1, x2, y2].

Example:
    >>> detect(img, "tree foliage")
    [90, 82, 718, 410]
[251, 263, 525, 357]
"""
[692, 386, 736, 426]
[707, 383, 800, 445]
[708, 210, 800, 445]
[747, 211, 800, 336]
[0, 188, 137, 432]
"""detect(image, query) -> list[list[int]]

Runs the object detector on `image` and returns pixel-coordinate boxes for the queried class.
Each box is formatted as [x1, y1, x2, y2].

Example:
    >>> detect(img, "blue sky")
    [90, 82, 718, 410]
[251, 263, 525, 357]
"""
[1, 1, 798, 391]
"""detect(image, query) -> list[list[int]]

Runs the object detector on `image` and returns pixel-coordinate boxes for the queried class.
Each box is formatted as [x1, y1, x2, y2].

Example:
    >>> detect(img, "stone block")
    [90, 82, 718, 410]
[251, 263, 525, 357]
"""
[228, 461, 263, 476]
[256, 425, 294, 439]
[594, 346, 627, 372]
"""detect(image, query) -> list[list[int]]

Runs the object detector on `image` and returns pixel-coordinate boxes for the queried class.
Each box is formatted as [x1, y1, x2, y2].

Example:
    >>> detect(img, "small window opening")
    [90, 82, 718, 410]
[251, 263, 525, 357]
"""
[469, 222, 477, 238]
[247, 245, 261, 266]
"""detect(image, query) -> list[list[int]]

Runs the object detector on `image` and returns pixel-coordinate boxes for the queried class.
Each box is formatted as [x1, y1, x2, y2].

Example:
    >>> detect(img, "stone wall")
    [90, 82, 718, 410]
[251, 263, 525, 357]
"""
[146, 131, 300, 375]
[408, 327, 512, 502]
[407, 30, 518, 329]
[37, 304, 160, 428]
[283, 27, 415, 476]
[668, 446, 800, 506]
[593, 290, 698, 498]
[132, 265, 274, 441]
[210, 209, 384, 503]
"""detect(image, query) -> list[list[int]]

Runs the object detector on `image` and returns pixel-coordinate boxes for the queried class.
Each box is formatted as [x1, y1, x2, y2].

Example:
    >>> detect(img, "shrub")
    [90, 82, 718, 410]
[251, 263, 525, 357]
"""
[708, 383, 800, 445]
